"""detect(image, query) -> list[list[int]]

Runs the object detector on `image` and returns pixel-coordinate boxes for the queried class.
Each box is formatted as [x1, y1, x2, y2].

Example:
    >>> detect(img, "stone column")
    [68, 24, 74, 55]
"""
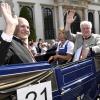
[34, 3, 44, 40]
[98, 11, 100, 34]
[84, 8, 88, 20]
[94, 10, 99, 34]
[58, 5, 64, 28]
[54, 6, 58, 38]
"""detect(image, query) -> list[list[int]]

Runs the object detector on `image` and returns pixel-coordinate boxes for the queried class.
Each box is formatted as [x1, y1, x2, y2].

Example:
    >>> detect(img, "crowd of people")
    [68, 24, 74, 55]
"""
[1, 3, 100, 66]
[28, 38, 57, 57]
[29, 9, 100, 65]
[0, 2, 100, 100]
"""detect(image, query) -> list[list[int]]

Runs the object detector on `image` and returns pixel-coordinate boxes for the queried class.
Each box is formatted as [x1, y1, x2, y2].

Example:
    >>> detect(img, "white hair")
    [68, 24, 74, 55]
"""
[80, 21, 92, 29]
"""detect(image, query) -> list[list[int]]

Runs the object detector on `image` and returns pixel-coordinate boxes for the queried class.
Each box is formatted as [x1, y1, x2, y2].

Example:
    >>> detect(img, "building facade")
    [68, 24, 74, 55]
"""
[0, 0, 100, 41]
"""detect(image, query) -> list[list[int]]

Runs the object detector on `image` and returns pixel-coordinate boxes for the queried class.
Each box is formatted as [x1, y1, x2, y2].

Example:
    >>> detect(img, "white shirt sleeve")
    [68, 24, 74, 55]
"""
[66, 41, 74, 54]
[1, 32, 13, 42]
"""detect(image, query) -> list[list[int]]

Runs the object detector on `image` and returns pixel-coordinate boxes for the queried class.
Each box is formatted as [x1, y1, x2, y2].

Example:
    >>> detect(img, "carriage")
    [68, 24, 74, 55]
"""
[0, 55, 100, 100]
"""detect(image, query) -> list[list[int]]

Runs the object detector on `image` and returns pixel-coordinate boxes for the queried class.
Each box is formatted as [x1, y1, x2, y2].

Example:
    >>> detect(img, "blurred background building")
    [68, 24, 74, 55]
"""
[0, 0, 100, 41]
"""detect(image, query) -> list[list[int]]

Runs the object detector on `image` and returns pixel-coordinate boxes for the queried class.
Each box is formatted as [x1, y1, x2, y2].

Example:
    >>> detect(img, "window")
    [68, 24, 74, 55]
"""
[69, 0, 78, 3]
[42, 7, 55, 40]
[88, 11, 95, 33]
[0, 30, 2, 34]
[19, 3, 36, 41]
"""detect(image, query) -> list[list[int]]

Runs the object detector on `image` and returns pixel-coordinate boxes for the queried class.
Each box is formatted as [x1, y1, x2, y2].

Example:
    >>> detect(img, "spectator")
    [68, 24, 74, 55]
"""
[40, 42, 48, 55]
[50, 39, 57, 47]
[37, 38, 43, 54]
[46, 39, 58, 58]
[29, 41, 38, 56]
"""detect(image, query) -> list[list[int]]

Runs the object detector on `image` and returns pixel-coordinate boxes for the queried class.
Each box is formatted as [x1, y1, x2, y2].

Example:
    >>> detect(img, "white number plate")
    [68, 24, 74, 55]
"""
[17, 81, 52, 100]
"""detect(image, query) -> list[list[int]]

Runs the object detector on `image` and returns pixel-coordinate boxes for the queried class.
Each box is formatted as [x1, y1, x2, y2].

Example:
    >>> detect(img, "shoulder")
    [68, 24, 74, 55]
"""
[66, 40, 74, 44]
[91, 34, 100, 41]
[92, 33, 100, 38]
[73, 32, 82, 39]
[66, 40, 74, 47]
[76, 32, 82, 34]
[76, 32, 82, 36]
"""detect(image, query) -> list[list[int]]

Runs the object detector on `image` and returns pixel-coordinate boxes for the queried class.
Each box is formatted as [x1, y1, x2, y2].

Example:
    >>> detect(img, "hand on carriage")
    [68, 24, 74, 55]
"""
[48, 55, 59, 63]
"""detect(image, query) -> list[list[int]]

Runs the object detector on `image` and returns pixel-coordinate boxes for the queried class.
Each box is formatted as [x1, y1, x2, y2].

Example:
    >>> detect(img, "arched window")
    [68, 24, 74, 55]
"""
[64, 12, 81, 34]
[42, 7, 55, 40]
[19, 5, 36, 41]
[88, 11, 95, 33]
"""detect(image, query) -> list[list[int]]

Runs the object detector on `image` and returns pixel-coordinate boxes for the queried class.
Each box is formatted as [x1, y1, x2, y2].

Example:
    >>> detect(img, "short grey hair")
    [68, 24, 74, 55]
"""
[80, 21, 92, 29]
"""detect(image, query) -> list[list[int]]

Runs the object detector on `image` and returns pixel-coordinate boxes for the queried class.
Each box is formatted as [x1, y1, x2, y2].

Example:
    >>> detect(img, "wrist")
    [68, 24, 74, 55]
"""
[4, 25, 16, 35]
[65, 23, 71, 31]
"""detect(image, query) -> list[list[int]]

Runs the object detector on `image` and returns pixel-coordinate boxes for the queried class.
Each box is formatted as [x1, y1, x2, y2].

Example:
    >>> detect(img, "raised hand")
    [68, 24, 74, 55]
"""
[0, 3, 18, 35]
[66, 9, 76, 25]
[65, 9, 76, 31]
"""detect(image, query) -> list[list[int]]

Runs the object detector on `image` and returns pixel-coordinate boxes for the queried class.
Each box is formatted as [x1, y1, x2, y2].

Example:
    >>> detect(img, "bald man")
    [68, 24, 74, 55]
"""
[0, 3, 36, 65]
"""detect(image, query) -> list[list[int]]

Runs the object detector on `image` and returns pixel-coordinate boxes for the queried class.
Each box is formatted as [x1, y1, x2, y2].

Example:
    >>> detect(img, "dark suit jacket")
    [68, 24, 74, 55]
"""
[0, 36, 33, 65]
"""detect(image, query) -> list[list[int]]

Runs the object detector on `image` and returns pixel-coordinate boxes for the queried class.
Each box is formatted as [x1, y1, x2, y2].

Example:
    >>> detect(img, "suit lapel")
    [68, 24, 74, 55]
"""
[12, 37, 33, 63]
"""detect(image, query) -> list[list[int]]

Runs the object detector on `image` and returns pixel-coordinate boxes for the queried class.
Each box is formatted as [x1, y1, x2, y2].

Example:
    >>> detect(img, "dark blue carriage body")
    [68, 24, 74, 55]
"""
[0, 57, 99, 100]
